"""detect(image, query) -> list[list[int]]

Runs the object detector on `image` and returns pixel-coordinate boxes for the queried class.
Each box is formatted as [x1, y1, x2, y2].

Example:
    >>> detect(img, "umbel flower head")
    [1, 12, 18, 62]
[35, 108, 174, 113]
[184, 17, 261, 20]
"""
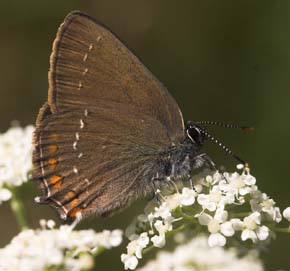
[0, 219, 123, 271]
[0, 125, 34, 204]
[121, 165, 289, 270]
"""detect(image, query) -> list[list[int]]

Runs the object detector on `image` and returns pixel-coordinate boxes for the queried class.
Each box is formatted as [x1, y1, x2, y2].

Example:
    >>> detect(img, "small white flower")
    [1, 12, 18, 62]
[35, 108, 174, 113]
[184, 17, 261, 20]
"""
[121, 254, 138, 270]
[137, 232, 149, 246]
[46, 220, 55, 229]
[256, 226, 270, 241]
[242, 174, 256, 186]
[124, 232, 149, 261]
[283, 207, 290, 222]
[0, 188, 12, 202]
[198, 213, 212, 226]
[208, 233, 226, 247]
[127, 240, 139, 257]
[244, 212, 261, 230]
[78, 254, 94, 270]
[197, 193, 216, 211]
[154, 219, 173, 234]
[214, 206, 228, 222]
[165, 193, 181, 209]
[241, 229, 258, 242]
[221, 172, 255, 199]
[261, 198, 275, 213]
[250, 191, 282, 222]
[198, 208, 232, 247]
[180, 187, 196, 206]
[220, 221, 235, 237]
[272, 207, 282, 223]
[96, 229, 123, 249]
[208, 219, 221, 233]
[241, 212, 269, 242]
[151, 234, 166, 248]
[109, 229, 123, 247]
[136, 233, 149, 258]
[154, 202, 171, 219]
[197, 185, 223, 211]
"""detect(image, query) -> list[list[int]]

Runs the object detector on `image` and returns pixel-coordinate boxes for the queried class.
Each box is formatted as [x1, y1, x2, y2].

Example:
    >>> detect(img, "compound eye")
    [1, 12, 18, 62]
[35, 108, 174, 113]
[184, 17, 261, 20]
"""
[190, 127, 201, 141]
[187, 126, 204, 145]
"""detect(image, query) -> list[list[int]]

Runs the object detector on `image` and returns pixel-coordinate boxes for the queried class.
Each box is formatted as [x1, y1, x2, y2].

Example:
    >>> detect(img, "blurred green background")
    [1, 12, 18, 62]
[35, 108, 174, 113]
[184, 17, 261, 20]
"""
[0, 0, 289, 270]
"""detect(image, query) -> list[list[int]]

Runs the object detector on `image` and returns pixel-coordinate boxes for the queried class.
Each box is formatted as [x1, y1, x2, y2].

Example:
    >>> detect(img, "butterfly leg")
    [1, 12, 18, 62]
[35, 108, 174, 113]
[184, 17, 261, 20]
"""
[154, 189, 163, 204]
[148, 180, 163, 204]
[192, 153, 217, 171]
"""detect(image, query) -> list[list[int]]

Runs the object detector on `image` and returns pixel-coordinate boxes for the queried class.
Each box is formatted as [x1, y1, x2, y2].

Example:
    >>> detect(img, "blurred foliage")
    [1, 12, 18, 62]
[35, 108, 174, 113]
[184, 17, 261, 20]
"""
[0, 0, 289, 270]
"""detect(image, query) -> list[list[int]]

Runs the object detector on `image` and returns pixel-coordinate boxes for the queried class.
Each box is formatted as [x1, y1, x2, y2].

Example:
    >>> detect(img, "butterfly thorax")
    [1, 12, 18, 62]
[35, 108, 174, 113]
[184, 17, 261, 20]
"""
[152, 138, 202, 186]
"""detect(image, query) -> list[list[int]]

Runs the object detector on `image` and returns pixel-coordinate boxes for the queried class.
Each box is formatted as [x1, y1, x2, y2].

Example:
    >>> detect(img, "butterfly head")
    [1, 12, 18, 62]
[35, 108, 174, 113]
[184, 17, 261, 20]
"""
[186, 121, 206, 146]
[186, 120, 251, 165]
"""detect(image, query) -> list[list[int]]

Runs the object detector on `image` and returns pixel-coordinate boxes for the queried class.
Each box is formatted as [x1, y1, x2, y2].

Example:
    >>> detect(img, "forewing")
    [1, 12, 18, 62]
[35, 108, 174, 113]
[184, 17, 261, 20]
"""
[33, 102, 170, 220]
[48, 11, 184, 141]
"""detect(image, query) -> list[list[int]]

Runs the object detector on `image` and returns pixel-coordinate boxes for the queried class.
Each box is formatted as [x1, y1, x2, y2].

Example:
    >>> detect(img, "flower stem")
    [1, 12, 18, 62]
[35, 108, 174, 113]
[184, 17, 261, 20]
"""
[10, 188, 28, 231]
[229, 212, 250, 218]
[272, 226, 290, 233]
[92, 246, 106, 257]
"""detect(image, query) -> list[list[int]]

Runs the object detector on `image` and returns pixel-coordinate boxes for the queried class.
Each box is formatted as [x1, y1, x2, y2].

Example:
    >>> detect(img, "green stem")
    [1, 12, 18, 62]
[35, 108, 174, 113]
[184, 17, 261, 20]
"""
[229, 212, 250, 218]
[92, 246, 106, 257]
[9, 188, 28, 231]
[272, 227, 290, 233]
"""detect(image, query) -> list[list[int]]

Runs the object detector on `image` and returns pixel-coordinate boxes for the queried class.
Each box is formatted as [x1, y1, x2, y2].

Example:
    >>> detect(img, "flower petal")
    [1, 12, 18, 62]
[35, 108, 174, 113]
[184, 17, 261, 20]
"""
[121, 254, 138, 270]
[220, 221, 235, 237]
[198, 213, 212, 225]
[241, 229, 257, 241]
[256, 226, 269, 241]
[0, 188, 12, 202]
[231, 219, 244, 231]
[208, 233, 226, 247]
[283, 207, 290, 222]
[180, 187, 196, 206]
[151, 234, 166, 248]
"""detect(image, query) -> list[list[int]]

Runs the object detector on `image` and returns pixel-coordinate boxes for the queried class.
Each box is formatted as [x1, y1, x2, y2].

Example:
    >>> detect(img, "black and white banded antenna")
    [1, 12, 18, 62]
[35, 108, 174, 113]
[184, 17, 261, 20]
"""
[196, 121, 254, 131]
[200, 129, 246, 165]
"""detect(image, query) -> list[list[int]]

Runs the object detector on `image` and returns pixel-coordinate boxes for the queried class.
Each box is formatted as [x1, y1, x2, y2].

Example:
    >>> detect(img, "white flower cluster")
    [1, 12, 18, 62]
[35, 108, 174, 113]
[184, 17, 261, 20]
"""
[283, 207, 290, 222]
[0, 125, 34, 204]
[0, 219, 123, 271]
[137, 235, 264, 271]
[121, 165, 290, 270]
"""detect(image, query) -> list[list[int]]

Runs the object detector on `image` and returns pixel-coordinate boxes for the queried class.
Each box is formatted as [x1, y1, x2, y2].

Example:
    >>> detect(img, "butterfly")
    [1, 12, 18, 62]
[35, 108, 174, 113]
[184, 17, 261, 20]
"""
[33, 11, 248, 221]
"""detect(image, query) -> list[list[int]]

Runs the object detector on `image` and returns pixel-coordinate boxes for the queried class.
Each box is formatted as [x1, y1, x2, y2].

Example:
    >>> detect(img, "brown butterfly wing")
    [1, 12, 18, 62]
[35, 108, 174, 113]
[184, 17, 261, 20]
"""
[33, 11, 184, 220]
[48, 11, 184, 139]
[33, 101, 171, 220]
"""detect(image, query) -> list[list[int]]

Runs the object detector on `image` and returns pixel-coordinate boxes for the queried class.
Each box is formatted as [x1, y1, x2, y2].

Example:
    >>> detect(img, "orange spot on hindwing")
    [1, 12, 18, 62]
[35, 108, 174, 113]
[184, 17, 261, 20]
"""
[69, 207, 82, 218]
[66, 191, 75, 198]
[50, 175, 62, 189]
[48, 145, 58, 154]
[48, 158, 57, 170]
[51, 134, 61, 141]
[70, 198, 79, 207]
